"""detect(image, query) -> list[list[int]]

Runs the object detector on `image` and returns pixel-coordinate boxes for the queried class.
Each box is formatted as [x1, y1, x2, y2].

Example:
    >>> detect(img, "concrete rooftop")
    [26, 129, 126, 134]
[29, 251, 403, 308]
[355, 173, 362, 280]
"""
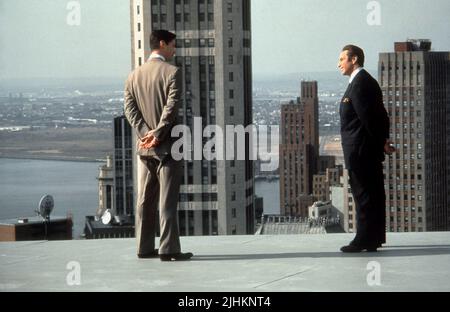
[1, 233, 450, 292]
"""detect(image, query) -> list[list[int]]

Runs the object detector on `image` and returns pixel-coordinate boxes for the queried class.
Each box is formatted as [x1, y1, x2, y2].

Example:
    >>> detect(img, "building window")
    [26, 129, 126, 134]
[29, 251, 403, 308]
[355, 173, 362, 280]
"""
[227, 20, 233, 30]
[230, 106, 234, 116]
[229, 72, 234, 82]
[227, 2, 233, 13]
[137, 23, 141, 32]
[229, 89, 234, 99]
[228, 55, 234, 65]
[228, 38, 233, 48]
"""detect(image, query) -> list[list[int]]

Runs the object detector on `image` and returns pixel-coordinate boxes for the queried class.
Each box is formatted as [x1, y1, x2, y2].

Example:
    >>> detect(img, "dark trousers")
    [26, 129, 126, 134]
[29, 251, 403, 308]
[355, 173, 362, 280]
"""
[348, 161, 386, 247]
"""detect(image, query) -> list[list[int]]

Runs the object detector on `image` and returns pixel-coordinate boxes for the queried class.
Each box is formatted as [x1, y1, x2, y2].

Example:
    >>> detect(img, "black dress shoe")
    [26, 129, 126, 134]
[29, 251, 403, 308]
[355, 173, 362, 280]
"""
[340, 245, 364, 253]
[138, 249, 159, 259]
[340, 245, 378, 253]
[160, 252, 194, 262]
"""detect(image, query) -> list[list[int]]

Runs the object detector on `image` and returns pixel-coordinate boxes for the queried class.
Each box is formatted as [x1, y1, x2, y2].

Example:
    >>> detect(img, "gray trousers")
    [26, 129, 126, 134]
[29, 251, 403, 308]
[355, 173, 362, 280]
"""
[136, 154, 182, 255]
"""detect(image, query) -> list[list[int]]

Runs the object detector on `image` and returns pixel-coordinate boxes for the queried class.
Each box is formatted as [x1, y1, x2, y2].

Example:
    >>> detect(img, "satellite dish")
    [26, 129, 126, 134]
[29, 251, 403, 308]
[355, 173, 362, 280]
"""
[38, 195, 54, 221]
[101, 209, 112, 225]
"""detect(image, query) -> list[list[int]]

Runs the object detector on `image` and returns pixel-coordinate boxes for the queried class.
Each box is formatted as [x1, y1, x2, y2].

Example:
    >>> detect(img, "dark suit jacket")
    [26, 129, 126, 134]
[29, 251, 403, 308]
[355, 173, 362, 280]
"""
[340, 69, 390, 170]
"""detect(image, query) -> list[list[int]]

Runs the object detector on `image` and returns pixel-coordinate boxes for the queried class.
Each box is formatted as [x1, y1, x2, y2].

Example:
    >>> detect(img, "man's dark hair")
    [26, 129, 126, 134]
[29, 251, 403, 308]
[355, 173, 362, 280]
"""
[342, 45, 365, 67]
[150, 30, 176, 50]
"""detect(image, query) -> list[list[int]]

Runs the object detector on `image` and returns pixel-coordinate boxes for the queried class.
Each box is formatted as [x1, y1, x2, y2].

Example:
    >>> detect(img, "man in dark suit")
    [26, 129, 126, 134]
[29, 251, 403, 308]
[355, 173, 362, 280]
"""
[337, 45, 396, 253]
[124, 30, 193, 261]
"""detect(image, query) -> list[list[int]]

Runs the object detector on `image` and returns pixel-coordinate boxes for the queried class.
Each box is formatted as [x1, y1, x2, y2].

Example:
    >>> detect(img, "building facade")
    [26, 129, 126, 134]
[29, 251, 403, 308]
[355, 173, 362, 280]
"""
[329, 169, 356, 233]
[113, 116, 134, 217]
[96, 116, 134, 219]
[129, 0, 255, 235]
[279, 81, 319, 217]
[97, 155, 114, 217]
[380, 39, 450, 232]
[313, 165, 340, 203]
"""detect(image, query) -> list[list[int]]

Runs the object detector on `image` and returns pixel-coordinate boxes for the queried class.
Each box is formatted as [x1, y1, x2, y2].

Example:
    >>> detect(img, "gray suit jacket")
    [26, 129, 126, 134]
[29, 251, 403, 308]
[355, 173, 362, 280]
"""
[124, 59, 182, 156]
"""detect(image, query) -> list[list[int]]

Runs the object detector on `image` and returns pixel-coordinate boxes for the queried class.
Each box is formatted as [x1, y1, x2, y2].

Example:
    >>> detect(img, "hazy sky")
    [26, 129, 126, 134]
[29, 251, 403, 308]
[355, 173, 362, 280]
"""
[1, 0, 449, 80]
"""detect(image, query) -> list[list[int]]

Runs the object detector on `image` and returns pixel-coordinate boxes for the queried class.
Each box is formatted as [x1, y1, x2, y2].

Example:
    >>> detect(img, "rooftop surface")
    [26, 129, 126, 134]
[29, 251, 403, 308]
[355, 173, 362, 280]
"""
[1, 232, 450, 292]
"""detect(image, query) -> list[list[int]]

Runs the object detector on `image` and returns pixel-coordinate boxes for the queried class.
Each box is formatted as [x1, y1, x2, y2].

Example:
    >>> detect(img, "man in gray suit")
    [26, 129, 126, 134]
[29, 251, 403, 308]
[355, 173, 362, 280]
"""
[124, 30, 193, 262]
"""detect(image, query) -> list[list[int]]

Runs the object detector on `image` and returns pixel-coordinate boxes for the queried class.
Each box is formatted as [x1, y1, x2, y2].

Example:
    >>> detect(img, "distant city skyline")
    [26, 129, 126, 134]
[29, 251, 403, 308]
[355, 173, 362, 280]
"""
[1, 0, 450, 80]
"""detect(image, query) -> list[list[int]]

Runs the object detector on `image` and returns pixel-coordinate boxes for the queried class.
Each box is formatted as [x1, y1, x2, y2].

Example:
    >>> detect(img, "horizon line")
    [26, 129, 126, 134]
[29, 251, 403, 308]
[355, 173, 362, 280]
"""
[0, 69, 378, 83]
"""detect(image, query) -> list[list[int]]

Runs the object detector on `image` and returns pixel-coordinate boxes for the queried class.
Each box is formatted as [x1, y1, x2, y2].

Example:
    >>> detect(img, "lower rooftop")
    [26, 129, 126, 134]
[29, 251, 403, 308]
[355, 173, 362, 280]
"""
[1, 232, 449, 292]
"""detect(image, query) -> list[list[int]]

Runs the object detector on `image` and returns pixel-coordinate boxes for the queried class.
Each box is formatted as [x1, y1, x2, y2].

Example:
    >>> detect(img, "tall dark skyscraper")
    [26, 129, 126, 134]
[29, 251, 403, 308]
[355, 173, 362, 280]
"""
[280, 81, 319, 217]
[113, 116, 134, 216]
[380, 39, 450, 232]
[129, 0, 254, 235]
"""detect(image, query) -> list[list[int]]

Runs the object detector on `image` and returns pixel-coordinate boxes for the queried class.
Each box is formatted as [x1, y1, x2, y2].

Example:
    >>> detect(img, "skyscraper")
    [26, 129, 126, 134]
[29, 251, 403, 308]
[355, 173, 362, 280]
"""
[97, 155, 114, 217]
[129, 0, 254, 235]
[380, 39, 450, 232]
[279, 81, 319, 217]
[113, 116, 134, 217]
[95, 117, 134, 219]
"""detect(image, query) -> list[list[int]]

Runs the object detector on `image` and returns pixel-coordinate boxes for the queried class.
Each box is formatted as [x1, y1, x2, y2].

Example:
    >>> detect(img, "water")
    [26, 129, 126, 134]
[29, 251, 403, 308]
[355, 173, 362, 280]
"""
[255, 179, 280, 215]
[0, 158, 281, 239]
[0, 158, 100, 239]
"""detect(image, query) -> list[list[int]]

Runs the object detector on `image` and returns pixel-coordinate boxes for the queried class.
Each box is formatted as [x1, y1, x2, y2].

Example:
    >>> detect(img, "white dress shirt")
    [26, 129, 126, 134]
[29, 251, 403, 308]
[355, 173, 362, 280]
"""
[349, 67, 364, 84]
[148, 53, 166, 62]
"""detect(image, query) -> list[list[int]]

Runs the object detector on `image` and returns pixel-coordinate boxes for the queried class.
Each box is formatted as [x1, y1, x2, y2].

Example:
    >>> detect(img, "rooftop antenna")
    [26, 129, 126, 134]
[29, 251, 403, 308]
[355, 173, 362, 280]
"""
[37, 195, 54, 240]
